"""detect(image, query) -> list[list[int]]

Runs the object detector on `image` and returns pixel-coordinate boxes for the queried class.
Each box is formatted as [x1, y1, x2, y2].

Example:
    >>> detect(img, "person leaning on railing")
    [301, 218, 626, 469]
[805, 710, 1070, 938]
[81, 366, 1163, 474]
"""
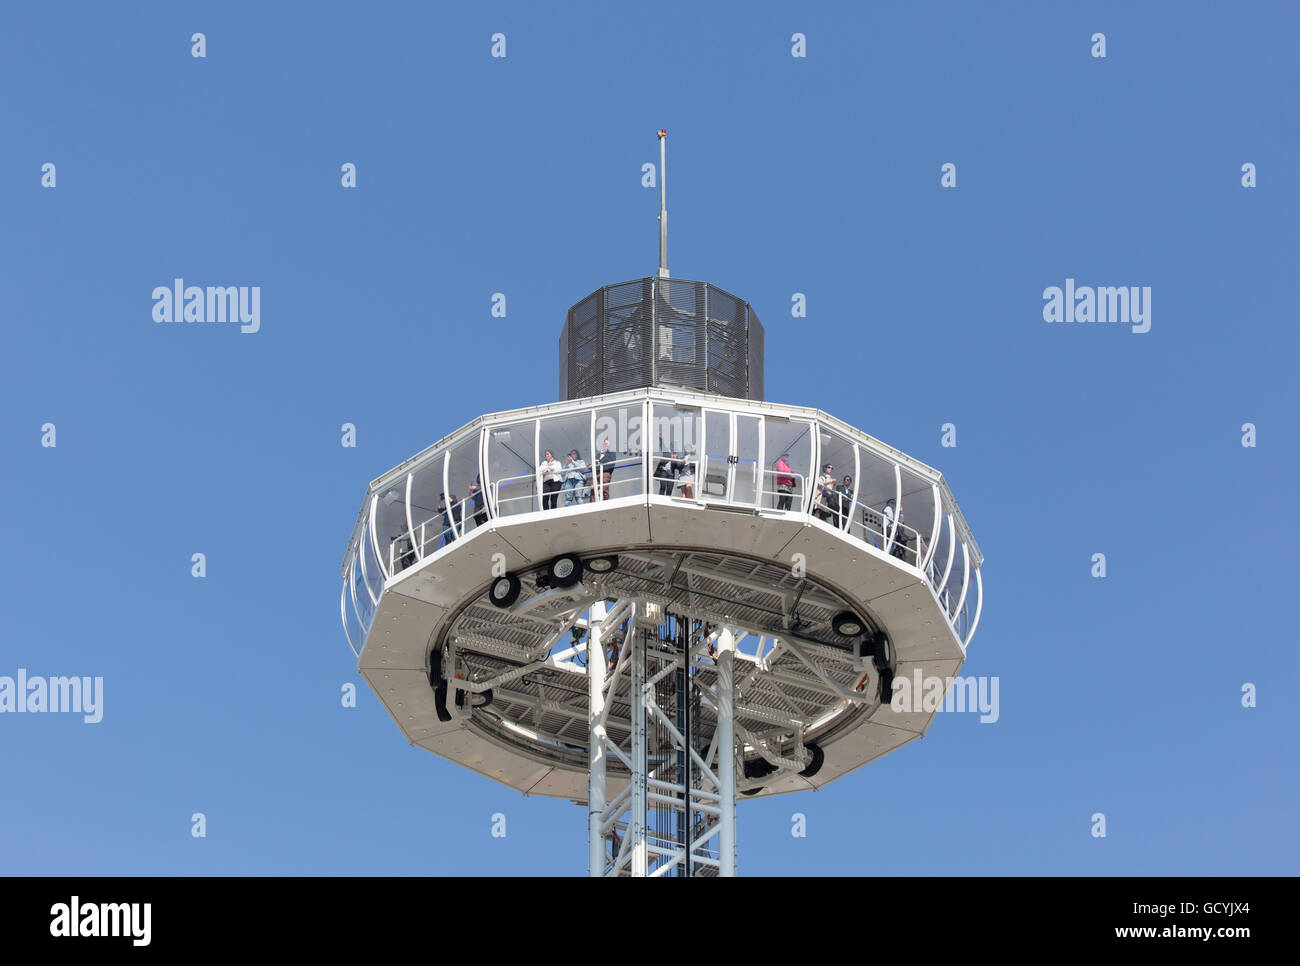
[562, 449, 587, 506]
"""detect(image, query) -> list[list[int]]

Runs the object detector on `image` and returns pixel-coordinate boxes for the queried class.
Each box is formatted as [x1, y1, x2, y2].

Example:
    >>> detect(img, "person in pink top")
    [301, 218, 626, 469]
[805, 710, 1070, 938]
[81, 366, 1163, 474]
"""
[775, 453, 795, 511]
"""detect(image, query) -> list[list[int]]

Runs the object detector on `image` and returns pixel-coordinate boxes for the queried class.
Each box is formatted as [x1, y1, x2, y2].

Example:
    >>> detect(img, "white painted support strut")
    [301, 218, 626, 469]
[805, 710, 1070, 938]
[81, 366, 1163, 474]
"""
[588, 600, 608, 877]
[716, 627, 737, 877]
[630, 623, 648, 876]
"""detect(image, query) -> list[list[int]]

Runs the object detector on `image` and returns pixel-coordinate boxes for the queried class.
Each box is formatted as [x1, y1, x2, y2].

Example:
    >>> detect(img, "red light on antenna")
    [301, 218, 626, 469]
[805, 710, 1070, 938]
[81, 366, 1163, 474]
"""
[658, 129, 667, 137]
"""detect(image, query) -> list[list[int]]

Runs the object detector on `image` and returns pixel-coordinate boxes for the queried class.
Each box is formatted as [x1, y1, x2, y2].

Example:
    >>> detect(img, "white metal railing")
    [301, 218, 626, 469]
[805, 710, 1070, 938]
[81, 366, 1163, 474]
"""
[757, 467, 806, 511]
[493, 456, 647, 517]
[346, 400, 982, 652]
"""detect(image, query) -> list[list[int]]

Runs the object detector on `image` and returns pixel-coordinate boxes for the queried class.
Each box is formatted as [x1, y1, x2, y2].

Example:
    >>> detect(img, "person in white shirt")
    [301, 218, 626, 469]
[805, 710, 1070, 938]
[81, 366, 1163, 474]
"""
[538, 450, 563, 510]
[881, 498, 897, 537]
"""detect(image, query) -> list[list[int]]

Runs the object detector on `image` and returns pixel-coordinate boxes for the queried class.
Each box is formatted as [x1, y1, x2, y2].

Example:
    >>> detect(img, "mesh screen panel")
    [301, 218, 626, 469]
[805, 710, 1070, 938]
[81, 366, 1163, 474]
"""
[559, 277, 762, 401]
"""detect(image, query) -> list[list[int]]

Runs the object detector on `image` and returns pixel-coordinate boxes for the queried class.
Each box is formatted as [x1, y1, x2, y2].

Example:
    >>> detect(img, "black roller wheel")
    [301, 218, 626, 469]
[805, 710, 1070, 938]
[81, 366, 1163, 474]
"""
[832, 610, 866, 638]
[870, 631, 894, 671]
[428, 647, 452, 722]
[798, 743, 825, 778]
[547, 553, 583, 588]
[488, 573, 521, 608]
[743, 756, 778, 780]
[879, 666, 896, 705]
[455, 687, 494, 709]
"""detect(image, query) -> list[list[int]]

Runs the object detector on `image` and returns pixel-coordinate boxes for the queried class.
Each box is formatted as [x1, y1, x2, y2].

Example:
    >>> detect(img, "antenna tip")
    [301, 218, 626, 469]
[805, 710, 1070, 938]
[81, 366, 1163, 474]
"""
[658, 129, 667, 138]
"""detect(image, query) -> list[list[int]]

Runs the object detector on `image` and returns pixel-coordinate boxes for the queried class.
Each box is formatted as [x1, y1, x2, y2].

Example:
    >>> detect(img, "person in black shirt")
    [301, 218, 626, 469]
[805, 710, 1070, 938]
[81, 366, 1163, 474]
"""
[835, 475, 854, 529]
[596, 438, 616, 502]
[468, 474, 488, 526]
[654, 451, 676, 496]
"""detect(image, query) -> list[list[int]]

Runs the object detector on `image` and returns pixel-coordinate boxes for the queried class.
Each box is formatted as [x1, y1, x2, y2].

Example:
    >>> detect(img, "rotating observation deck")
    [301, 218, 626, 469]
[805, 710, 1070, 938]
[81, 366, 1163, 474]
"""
[340, 385, 983, 802]
[340, 132, 984, 874]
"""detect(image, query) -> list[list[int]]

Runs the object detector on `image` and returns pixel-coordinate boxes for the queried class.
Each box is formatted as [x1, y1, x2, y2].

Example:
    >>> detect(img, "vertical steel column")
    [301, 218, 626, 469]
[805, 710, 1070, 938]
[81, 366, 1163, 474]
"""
[588, 601, 608, 877]
[630, 622, 648, 876]
[716, 627, 737, 876]
[675, 619, 690, 876]
[657, 130, 669, 279]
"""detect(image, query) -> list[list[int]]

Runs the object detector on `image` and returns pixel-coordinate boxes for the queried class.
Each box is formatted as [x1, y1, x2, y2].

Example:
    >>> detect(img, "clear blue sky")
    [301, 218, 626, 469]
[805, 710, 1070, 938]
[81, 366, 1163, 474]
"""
[2, 1, 1296, 875]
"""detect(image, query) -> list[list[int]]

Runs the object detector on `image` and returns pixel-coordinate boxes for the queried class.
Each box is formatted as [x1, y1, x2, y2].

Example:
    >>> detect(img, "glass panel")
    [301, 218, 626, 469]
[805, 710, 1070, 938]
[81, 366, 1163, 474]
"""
[763, 417, 812, 511]
[895, 467, 934, 568]
[349, 559, 374, 638]
[487, 419, 537, 517]
[341, 578, 365, 656]
[701, 410, 731, 502]
[943, 541, 965, 620]
[650, 403, 701, 499]
[733, 414, 761, 507]
[358, 522, 383, 620]
[852, 445, 896, 550]
[815, 427, 855, 529]
[377, 476, 417, 575]
[930, 510, 953, 594]
[593, 403, 644, 502]
[539, 410, 593, 510]
[448, 434, 483, 538]
[409, 452, 448, 556]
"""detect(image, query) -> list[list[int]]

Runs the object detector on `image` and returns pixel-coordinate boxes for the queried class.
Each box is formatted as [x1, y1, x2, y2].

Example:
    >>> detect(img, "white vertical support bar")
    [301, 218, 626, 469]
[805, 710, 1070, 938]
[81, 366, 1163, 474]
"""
[964, 569, 984, 648]
[405, 472, 420, 562]
[848, 444, 861, 532]
[644, 398, 652, 500]
[589, 407, 598, 504]
[368, 495, 389, 581]
[954, 540, 971, 621]
[922, 482, 941, 574]
[698, 410, 707, 502]
[716, 627, 737, 877]
[475, 425, 488, 524]
[534, 418, 542, 511]
[443, 450, 462, 540]
[588, 600, 608, 877]
[485, 424, 501, 519]
[755, 414, 765, 510]
[726, 412, 737, 503]
[630, 623, 648, 876]
[806, 428, 821, 515]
